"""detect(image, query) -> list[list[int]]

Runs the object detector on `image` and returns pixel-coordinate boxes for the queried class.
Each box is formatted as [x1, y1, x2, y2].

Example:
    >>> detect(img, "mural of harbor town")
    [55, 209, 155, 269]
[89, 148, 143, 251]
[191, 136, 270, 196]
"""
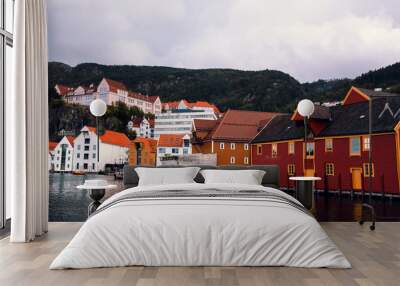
[48, 72, 400, 221]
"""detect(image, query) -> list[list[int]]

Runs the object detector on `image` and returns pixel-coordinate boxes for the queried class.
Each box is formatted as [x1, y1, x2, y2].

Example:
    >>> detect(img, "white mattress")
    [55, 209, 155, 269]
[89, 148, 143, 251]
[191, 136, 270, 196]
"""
[50, 183, 351, 269]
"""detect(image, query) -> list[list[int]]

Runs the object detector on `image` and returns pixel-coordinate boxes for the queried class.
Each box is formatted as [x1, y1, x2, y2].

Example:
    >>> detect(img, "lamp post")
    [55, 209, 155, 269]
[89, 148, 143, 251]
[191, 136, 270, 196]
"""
[297, 99, 315, 172]
[90, 99, 107, 172]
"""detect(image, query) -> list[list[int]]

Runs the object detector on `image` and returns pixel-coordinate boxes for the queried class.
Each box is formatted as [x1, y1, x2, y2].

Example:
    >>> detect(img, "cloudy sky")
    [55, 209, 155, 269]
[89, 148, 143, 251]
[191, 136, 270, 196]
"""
[48, 0, 400, 82]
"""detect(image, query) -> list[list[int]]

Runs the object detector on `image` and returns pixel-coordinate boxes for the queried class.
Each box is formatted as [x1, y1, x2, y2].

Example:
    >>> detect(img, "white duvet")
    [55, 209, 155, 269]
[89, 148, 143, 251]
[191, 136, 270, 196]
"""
[50, 183, 351, 269]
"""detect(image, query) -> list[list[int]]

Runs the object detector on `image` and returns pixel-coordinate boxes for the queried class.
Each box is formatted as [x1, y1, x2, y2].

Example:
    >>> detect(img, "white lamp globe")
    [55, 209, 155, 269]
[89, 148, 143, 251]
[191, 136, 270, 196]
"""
[297, 99, 315, 118]
[90, 99, 107, 117]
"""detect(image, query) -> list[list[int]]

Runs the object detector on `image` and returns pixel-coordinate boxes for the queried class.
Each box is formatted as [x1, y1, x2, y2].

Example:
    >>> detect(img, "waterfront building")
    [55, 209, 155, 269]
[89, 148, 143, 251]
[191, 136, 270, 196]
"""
[48, 141, 58, 171]
[55, 78, 162, 114]
[192, 109, 278, 166]
[129, 137, 158, 166]
[127, 117, 155, 138]
[251, 86, 400, 194]
[52, 136, 75, 172]
[163, 99, 220, 114]
[73, 126, 130, 172]
[154, 109, 218, 138]
[156, 134, 192, 166]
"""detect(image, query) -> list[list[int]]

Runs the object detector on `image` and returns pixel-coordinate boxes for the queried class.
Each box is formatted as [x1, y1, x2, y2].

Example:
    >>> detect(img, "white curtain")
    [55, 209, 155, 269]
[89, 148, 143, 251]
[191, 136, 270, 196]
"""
[9, 0, 49, 242]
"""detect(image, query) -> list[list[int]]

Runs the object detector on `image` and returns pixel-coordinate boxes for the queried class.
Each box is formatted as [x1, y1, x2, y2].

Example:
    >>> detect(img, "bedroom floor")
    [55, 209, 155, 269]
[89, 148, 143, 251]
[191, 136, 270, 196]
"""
[0, 223, 398, 286]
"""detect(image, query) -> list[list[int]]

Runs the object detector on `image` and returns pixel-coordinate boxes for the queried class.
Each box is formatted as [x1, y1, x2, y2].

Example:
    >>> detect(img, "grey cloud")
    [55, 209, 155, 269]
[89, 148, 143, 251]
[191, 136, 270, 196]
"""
[48, 0, 400, 82]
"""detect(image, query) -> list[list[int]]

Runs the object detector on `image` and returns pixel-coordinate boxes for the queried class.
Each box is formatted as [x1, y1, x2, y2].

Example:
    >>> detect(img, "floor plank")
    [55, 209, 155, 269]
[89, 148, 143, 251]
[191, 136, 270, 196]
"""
[0, 222, 399, 286]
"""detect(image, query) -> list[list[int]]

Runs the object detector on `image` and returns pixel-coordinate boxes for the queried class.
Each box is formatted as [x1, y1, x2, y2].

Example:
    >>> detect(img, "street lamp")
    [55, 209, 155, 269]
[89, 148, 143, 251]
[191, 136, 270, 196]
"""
[297, 99, 315, 173]
[90, 99, 107, 172]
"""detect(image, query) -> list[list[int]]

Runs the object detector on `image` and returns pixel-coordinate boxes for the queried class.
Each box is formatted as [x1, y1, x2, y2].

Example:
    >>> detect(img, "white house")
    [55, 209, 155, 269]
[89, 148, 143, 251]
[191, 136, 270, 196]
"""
[56, 78, 162, 114]
[52, 136, 75, 172]
[73, 126, 130, 172]
[127, 117, 155, 138]
[163, 99, 220, 114]
[156, 134, 192, 166]
[154, 109, 218, 138]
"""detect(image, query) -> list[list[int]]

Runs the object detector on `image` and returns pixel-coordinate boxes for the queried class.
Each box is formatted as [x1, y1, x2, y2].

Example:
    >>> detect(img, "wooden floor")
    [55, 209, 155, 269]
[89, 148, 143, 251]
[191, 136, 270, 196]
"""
[0, 222, 399, 286]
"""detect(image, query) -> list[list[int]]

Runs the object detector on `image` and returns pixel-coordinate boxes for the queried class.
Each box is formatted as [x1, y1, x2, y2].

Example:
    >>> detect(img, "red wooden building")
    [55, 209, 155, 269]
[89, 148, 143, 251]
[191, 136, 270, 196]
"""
[251, 87, 400, 194]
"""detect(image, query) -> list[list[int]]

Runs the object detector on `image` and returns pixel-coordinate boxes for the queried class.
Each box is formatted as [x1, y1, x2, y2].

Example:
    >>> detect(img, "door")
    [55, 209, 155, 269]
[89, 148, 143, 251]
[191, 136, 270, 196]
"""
[351, 168, 363, 190]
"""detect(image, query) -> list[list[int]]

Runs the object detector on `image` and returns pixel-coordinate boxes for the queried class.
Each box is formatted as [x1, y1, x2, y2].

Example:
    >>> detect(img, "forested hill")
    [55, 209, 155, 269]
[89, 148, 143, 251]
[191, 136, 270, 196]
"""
[48, 61, 400, 113]
[48, 62, 305, 113]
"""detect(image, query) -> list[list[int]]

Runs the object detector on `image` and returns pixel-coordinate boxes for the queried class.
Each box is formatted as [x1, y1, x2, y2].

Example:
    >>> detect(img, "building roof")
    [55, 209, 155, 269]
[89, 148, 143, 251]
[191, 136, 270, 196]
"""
[55, 84, 74, 96]
[158, 134, 185, 147]
[65, 135, 75, 146]
[356, 87, 399, 99]
[251, 114, 304, 143]
[132, 137, 158, 153]
[192, 119, 219, 142]
[128, 92, 159, 104]
[212, 110, 279, 142]
[292, 104, 331, 121]
[162, 99, 220, 113]
[49, 141, 58, 151]
[318, 97, 400, 136]
[104, 78, 127, 93]
[85, 126, 131, 148]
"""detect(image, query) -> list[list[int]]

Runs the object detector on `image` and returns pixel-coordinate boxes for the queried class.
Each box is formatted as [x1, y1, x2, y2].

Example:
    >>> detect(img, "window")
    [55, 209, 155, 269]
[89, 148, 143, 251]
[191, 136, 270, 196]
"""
[84, 145, 89, 151]
[77, 145, 81, 150]
[77, 153, 80, 159]
[272, 143, 278, 158]
[257, 144, 262, 155]
[83, 163, 88, 170]
[93, 145, 96, 151]
[183, 139, 190, 147]
[325, 163, 334, 176]
[288, 164, 295, 176]
[306, 142, 314, 158]
[220, 143, 224, 150]
[350, 137, 361, 156]
[244, 157, 249, 164]
[363, 163, 374, 177]
[84, 154, 89, 160]
[172, 148, 179, 154]
[84, 138, 90, 144]
[159, 148, 165, 153]
[183, 148, 188, 154]
[244, 144, 249, 151]
[76, 163, 79, 169]
[230, 156, 235, 164]
[92, 163, 95, 170]
[230, 143, 236, 150]
[325, 138, 333, 152]
[67, 164, 69, 169]
[363, 136, 370, 151]
[92, 153, 96, 159]
[288, 142, 295, 154]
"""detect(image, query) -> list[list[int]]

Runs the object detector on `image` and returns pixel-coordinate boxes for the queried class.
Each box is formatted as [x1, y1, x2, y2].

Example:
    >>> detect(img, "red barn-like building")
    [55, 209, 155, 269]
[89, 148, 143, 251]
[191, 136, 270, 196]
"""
[251, 87, 400, 194]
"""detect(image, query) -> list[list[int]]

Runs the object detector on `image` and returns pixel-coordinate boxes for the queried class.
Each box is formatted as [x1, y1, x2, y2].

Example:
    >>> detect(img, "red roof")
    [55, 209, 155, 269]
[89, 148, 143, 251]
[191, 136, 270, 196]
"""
[129, 92, 159, 104]
[162, 99, 220, 113]
[104, 78, 127, 93]
[211, 110, 279, 142]
[65, 135, 75, 146]
[86, 126, 130, 148]
[55, 84, 74, 96]
[158, 134, 185, 147]
[193, 119, 220, 141]
[189, 101, 220, 113]
[49, 141, 58, 151]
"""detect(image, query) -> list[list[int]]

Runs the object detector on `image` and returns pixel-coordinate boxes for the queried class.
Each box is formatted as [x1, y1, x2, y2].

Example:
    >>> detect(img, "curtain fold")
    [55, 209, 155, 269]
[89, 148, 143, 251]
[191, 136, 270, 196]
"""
[9, 0, 49, 242]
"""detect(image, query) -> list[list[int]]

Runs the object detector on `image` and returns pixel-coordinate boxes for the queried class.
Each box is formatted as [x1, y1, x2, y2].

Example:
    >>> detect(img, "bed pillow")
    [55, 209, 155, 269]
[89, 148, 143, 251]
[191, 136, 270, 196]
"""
[135, 167, 201, 186]
[200, 169, 266, 185]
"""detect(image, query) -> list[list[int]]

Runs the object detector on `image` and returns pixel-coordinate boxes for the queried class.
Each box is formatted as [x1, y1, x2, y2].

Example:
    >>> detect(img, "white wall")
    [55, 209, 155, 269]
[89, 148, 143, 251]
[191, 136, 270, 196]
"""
[53, 136, 74, 172]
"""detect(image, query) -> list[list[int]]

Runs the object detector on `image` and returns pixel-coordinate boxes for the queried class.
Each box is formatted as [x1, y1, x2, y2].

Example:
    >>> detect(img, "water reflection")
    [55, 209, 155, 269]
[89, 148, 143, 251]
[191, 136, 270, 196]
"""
[49, 173, 123, 222]
[49, 174, 400, 222]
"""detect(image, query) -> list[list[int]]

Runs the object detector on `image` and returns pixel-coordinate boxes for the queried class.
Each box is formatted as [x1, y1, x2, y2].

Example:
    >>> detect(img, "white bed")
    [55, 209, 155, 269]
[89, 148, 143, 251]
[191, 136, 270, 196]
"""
[50, 183, 351, 269]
